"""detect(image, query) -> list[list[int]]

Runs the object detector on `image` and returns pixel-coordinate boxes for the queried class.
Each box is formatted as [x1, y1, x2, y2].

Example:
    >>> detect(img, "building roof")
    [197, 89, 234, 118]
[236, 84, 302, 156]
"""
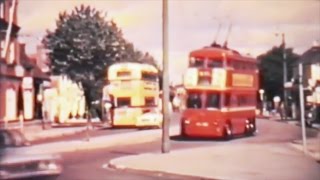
[299, 45, 320, 65]
[19, 43, 50, 80]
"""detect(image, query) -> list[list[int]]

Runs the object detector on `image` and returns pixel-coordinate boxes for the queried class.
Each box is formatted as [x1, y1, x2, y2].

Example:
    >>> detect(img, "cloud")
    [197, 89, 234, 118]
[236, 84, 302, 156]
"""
[18, 0, 320, 84]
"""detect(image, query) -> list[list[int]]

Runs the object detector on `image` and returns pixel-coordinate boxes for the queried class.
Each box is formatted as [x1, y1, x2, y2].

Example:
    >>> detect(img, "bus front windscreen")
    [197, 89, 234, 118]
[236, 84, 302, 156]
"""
[187, 93, 202, 109]
[205, 93, 220, 109]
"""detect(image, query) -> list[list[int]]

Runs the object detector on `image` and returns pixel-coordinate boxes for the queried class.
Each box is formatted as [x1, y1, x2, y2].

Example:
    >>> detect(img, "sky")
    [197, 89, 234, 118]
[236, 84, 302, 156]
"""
[18, 0, 320, 84]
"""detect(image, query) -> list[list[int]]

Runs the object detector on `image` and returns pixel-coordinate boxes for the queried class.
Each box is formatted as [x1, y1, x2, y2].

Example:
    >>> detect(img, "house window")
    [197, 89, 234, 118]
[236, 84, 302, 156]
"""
[0, 3, 4, 19]
[0, 41, 5, 58]
[8, 42, 15, 64]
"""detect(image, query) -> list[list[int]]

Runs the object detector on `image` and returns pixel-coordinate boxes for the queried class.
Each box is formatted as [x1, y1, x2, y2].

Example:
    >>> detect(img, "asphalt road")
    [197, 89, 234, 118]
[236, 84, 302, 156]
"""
[53, 115, 319, 180]
[32, 113, 181, 145]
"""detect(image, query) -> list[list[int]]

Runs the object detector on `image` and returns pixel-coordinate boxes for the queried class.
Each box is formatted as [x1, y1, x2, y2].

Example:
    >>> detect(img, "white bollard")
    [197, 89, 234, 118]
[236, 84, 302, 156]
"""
[19, 111, 24, 132]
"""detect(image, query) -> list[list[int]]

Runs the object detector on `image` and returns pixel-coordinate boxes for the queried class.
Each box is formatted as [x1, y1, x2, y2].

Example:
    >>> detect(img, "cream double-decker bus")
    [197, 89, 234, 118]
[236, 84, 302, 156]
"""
[106, 62, 160, 127]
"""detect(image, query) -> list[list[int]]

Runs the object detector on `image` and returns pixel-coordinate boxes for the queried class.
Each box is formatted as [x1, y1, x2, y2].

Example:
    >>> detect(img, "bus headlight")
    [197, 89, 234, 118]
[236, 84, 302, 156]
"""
[202, 122, 209, 127]
[184, 120, 190, 124]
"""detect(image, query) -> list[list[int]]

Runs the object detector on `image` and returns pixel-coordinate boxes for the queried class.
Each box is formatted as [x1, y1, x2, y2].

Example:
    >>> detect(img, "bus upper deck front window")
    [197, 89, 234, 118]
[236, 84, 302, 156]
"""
[142, 72, 158, 82]
[189, 57, 205, 68]
[187, 93, 202, 109]
[208, 59, 223, 68]
[206, 93, 220, 109]
[117, 71, 131, 77]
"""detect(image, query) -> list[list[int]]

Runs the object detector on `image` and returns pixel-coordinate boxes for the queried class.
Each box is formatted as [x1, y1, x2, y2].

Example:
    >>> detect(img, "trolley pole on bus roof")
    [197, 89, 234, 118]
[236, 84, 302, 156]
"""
[161, 0, 170, 153]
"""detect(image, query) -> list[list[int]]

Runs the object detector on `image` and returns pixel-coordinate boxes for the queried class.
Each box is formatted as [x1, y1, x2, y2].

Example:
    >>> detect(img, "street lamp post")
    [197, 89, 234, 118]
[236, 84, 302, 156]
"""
[298, 63, 307, 154]
[161, 0, 170, 153]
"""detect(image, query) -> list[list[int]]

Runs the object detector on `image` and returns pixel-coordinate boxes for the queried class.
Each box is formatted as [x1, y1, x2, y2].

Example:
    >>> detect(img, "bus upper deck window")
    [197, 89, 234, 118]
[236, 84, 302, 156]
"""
[208, 59, 223, 68]
[142, 72, 158, 81]
[190, 57, 205, 68]
[117, 71, 131, 77]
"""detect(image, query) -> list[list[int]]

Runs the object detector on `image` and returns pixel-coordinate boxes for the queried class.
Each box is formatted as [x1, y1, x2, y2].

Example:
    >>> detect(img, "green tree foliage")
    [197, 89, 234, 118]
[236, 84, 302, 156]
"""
[43, 5, 125, 106]
[42, 5, 160, 118]
[257, 46, 300, 102]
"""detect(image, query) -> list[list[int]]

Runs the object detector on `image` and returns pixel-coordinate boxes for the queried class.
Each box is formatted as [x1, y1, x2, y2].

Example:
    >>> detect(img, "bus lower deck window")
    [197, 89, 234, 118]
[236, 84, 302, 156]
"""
[145, 97, 155, 106]
[206, 93, 220, 108]
[187, 93, 202, 109]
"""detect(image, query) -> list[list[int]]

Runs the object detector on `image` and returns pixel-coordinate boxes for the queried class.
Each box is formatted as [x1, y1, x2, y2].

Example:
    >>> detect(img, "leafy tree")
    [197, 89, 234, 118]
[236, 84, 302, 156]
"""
[42, 5, 128, 119]
[43, 4, 161, 119]
[257, 46, 300, 103]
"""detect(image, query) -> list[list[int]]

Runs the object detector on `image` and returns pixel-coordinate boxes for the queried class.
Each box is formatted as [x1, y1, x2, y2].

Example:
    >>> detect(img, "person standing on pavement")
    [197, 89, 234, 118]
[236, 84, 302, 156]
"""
[102, 84, 114, 124]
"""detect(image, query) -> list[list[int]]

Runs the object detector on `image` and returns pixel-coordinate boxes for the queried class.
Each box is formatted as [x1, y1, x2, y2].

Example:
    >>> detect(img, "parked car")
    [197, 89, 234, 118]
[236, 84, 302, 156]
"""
[136, 109, 163, 129]
[305, 105, 320, 127]
[0, 129, 63, 180]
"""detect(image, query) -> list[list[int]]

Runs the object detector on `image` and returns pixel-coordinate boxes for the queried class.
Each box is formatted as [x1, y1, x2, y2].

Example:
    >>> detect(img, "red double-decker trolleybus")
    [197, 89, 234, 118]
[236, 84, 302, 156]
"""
[181, 45, 259, 139]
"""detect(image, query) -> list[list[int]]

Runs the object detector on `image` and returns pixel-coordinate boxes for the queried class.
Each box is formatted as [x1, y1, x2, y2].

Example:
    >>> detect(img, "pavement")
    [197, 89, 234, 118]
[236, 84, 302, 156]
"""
[262, 115, 320, 162]
[107, 116, 320, 180]
[108, 143, 320, 180]
[2, 119, 88, 143]
[290, 132, 320, 162]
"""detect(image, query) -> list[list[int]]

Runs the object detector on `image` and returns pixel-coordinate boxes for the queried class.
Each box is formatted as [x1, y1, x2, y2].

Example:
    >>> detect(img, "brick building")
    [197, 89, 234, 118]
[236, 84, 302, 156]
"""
[0, 0, 49, 125]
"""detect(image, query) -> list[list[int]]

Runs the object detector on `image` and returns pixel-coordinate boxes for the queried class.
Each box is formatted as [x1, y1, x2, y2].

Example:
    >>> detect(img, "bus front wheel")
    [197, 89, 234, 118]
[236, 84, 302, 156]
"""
[223, 123, 232, 140]
[245, 118, 256, 136]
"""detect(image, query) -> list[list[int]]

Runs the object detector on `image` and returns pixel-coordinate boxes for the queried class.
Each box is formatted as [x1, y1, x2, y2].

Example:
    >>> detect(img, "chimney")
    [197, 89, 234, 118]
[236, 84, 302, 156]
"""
[19, 43, 26, 56]
[312, 40, 319, 47]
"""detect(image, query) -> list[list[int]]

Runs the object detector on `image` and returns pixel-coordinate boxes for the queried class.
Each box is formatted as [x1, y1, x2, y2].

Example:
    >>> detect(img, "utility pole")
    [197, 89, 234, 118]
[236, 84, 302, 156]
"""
[283, 42, 288, 120]
[161, 0, 170, 153]
[298, 63, 307, 154]
[3, 0, 17, 57]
